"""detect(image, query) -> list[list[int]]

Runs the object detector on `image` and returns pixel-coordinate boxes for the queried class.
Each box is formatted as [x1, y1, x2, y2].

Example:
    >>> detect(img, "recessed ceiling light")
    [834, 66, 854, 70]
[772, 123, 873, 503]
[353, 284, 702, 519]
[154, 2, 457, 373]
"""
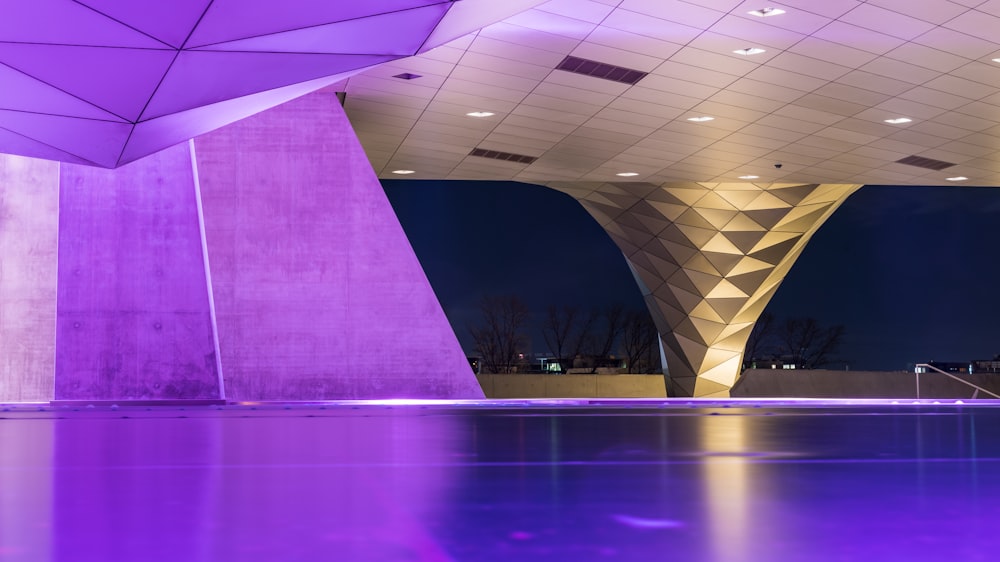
[748, 7, 785, 17]
[466, 111, 495, 118]
[687, 116, 715, 122]
[734, 48, 766, 56]
[884, 117, 912, 124]
[616, 172, 639, 177]
[993, 58, 1000, 63]
[946, 176, 968, 181]
[392, 170, 415, 175]
[739, 175, 760, 179]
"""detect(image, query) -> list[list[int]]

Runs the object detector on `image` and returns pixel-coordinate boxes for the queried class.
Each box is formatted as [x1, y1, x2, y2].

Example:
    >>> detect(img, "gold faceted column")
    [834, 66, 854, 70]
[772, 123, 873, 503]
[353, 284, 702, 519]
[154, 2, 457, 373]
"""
[550, 182, 862, 397]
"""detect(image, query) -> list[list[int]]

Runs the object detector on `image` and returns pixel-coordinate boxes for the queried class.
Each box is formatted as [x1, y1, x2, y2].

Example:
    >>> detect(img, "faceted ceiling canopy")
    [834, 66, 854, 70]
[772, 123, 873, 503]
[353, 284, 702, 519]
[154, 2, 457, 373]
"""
[0, 0, 546, 168]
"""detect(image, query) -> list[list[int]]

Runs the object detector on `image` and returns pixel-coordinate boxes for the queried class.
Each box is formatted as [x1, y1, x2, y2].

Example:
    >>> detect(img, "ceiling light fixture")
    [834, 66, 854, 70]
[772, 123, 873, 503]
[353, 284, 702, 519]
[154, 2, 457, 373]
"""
[946, 176, 968, 181]
[748, 7, 785, 17]
[993, 58, 1000, 63]
[392, 170, 416, 175]
[734, 48, 766, 56]
[687, 116, 715, 122]
[616, 172, 640, 177]
[884, 117, 912, 124]
[466, 111, 495, 117]
[738, 175, 760, 179]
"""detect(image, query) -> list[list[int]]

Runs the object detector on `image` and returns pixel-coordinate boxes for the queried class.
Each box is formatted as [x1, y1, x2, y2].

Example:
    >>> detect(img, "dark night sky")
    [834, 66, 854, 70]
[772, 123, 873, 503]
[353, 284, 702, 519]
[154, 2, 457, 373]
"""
[382, 180, 1000, 371]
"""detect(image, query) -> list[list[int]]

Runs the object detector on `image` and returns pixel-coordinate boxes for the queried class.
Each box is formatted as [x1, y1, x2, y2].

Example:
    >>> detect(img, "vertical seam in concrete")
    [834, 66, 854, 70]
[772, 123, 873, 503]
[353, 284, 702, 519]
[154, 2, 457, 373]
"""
[189, 140, 226, 400]
[51, 162, 62, 401]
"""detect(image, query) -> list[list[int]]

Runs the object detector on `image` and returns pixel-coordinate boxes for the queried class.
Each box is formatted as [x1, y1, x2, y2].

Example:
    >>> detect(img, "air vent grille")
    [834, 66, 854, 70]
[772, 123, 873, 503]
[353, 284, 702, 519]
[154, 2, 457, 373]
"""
[469, 147, 537, 164]
[555, 56, 647, 85]
[896, 155, 956, 171]
[393, 72, 421, 80]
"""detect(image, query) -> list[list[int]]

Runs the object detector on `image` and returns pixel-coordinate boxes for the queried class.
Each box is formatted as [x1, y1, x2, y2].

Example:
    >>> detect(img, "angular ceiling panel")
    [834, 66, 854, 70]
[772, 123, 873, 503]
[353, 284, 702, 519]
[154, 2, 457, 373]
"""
[0, 128, 94, 166]
[422, 0, 551, 51]
[120, 73, 345, 165]
[0, 66, 122, 121]
[189, 0, 444, 47]
[2, 0, 168, 48]
[194, 6, 451, 55]
[143, 52, 395, 121]
[0, 44, 175, 121]
[76, 0, 213, 47]
[0, 110, 131, 168]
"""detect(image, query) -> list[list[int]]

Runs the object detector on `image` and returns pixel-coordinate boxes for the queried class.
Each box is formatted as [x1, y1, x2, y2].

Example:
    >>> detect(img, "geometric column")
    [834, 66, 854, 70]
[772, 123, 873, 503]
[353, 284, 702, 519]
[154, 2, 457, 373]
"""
[193, 89, 483, 400]
[0, 155, 59, 402]
[55, 143, 222, 401]
[552, 181, 862, 397]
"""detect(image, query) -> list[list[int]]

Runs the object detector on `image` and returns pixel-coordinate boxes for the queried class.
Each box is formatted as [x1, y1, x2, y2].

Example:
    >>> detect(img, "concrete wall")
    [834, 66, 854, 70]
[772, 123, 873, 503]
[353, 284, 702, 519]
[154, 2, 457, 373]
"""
[0, 155, 59, 402]
[0, 88, 481, 402]
[732, 369, 1000, 399]
[477, 374, 667, 399]
[193, 89, 481, 400]
[55, 144, 220, 400]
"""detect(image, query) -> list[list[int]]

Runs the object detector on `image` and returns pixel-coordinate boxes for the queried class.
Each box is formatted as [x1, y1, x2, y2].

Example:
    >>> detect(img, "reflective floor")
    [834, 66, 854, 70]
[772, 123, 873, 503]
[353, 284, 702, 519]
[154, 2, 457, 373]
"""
[2, 399, 1000, 561]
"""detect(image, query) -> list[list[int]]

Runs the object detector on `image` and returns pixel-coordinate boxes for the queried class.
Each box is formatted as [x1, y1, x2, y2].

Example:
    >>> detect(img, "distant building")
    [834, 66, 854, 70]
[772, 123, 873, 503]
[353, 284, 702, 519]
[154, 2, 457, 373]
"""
[917, 357, 1000, 375]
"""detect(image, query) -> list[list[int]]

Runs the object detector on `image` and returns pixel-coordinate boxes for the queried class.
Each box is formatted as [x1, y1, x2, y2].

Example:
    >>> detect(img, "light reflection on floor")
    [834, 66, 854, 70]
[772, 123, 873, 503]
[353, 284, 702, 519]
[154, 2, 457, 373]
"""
[1, 399, 999, 561]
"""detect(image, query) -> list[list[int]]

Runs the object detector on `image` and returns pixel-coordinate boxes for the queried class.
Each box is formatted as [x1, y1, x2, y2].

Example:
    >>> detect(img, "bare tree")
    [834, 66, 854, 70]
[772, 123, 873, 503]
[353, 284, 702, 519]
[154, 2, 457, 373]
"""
[780, 317, 845, 369]
[621, 309, 658, 373]
[743, 311, 777, 369]
[541, 305, 596, 372]
[470, 295, 531, 374]
[586, 303, 626, 373]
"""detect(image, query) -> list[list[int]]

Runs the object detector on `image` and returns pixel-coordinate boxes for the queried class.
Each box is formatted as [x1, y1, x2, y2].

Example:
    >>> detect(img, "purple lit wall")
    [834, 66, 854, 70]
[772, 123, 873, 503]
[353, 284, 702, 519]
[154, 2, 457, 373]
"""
[2, 88, 479, 402]
[0, 155, 59, 402]
[55, 144, 221, 400]
[195, 89, 482, 400]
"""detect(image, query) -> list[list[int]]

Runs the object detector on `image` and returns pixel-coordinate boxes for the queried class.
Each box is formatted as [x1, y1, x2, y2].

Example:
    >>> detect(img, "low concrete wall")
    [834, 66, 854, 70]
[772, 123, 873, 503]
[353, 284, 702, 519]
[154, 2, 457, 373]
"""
[732, 369, 1000, 399]
[477, 374, 667, 399]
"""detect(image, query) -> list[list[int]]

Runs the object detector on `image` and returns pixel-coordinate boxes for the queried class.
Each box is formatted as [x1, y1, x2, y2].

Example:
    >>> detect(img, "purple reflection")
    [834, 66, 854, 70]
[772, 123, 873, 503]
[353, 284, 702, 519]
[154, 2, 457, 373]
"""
[2, 401, 999, 561]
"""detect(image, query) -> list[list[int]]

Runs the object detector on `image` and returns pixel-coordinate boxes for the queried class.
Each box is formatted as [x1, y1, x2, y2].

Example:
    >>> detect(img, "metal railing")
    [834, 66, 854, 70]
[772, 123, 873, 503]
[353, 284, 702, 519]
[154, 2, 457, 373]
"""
[913, 363, 1000, 399]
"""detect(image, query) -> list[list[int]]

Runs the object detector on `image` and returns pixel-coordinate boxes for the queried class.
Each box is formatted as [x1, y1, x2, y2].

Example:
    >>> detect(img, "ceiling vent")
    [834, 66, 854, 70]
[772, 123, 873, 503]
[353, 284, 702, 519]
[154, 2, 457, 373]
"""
[469, 147, 537, 165]
[393, 72, 422, 80]
[555, 55, 647, 85]
[895, 155, 956, 171]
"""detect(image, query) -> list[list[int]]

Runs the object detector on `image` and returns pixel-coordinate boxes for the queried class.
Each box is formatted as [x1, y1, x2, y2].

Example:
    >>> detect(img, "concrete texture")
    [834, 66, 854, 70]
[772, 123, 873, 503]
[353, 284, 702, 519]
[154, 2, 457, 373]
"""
[732, 369, 1000, 399]
[0, 155, 59, 401]
[477, 374, 667, 399]
[55, 144, 221, 400]
[194, 89, 482, 400]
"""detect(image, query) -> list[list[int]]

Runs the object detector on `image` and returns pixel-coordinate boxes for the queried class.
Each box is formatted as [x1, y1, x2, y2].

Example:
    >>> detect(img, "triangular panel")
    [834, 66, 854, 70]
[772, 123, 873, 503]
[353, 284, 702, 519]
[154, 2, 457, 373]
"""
[0, 65, 122, 121]
[0, 44, 175, 121]
[142, 51, 397, 120]
[5, 0, 170, 48]
[194, 5, 448, 54]
[0, 110, 131, 168]
[189, 0, 443, 47]
[770, 183, 818, 205]
[120, 73, 346, 166]
[0, 128, 95, 165]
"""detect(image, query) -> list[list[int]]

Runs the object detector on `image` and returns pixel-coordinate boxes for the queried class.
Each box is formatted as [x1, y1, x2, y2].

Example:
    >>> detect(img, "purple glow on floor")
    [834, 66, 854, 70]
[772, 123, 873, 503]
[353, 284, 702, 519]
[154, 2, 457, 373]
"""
[1, 400, 999, 561]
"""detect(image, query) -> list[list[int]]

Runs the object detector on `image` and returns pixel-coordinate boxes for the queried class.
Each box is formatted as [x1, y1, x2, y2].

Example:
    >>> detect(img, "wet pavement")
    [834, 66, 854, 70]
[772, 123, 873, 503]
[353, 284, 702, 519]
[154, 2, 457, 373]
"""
[1, 399, 998, 561]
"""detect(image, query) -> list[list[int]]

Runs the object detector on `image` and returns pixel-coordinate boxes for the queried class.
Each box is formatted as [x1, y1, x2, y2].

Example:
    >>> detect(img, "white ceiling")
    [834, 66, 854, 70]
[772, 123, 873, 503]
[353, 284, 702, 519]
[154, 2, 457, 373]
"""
[343, 0, 1000, 186]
